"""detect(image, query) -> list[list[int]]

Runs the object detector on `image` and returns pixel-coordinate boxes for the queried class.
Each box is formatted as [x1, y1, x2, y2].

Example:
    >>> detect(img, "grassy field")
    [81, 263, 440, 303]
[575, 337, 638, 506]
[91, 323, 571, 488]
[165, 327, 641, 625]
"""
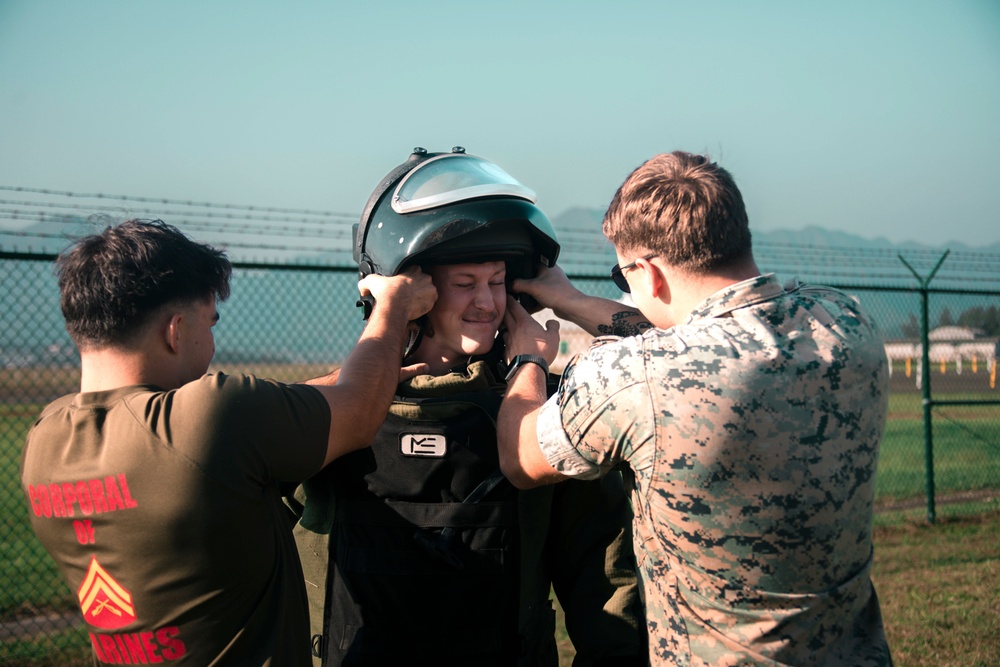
[1, 369, 997, 664]
[5, 512, 997, 666]
[872, 511, 1000, 667]
[553, 511, 1000, 667]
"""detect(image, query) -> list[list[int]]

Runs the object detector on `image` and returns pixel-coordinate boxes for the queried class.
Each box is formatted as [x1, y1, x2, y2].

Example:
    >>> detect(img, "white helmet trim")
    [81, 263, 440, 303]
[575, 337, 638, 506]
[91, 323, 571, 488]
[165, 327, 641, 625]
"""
[391, 153, 537, 215]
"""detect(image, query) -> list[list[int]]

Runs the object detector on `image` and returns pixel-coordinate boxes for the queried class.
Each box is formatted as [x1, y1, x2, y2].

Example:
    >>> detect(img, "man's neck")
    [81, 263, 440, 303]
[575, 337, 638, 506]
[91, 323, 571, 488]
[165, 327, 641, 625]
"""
[79, 348, 176, 393]
[664, 262, 761, 326]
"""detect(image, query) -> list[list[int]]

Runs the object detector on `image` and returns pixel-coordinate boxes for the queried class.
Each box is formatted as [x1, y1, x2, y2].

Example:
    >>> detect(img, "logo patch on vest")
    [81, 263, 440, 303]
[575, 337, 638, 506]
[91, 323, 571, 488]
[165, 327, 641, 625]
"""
[78, 556, 137, 629]
[400, 433, 447, 458]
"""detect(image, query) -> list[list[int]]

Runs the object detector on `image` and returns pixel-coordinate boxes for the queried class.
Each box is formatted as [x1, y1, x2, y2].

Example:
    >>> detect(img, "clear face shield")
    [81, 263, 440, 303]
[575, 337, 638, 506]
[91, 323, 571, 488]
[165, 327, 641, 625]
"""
[391, 153, 537, 214]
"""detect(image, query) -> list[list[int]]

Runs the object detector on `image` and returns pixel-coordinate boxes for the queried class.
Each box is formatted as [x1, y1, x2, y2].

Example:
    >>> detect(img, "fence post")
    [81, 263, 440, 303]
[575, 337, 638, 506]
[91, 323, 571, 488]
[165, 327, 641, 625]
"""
[898, 251, 949, 523]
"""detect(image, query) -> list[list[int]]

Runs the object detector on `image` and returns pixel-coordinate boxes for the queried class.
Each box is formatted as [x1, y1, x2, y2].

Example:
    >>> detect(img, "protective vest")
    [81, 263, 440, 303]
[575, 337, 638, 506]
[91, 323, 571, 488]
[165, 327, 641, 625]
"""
[306, 359, 527, 666]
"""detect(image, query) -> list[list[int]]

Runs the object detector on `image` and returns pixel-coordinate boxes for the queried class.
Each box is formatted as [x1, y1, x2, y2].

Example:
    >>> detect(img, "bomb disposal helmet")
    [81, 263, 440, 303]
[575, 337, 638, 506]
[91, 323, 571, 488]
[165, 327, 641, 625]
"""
[353, 147, 560, 316]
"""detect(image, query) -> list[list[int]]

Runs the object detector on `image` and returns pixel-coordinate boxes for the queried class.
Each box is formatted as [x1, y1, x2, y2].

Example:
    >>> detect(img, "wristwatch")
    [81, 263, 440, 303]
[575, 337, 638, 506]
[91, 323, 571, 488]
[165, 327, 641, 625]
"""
[504, 354, 549, 382]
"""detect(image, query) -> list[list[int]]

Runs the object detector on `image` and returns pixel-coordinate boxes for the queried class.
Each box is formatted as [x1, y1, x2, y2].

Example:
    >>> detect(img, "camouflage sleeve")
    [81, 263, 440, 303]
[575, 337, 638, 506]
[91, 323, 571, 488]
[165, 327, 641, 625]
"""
[536, 397, 601, 479]
[536, 337, 654, 481]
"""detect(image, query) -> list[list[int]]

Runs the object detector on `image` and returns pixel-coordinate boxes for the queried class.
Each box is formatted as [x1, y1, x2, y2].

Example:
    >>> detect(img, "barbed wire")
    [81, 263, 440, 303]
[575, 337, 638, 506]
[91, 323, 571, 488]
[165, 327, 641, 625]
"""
[1, 186, 997, 287]
[0, 185, 355, 219]
[0, 209, 354, 241]
[0, 197, 353, 227]
[0, 228, 350, 257]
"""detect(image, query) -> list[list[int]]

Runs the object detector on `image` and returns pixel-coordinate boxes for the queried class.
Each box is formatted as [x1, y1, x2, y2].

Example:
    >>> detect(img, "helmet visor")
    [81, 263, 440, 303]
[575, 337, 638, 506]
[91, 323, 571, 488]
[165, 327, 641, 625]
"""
[392, 154, 537, 214]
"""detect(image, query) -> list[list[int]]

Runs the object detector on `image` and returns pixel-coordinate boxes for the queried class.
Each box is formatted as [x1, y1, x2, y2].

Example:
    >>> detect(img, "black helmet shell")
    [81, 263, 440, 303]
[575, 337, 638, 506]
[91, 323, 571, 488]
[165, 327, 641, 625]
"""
[354, 148, 560, 283]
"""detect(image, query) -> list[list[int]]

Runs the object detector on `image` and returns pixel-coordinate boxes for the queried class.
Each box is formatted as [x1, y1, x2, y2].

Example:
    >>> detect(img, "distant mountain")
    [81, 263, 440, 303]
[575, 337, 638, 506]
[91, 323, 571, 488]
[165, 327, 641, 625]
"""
[551, 206, 605, 231]
[547, 207, 1000, 341]
[549, 207, 999, 287]
[551, 207, 1000, 254]
[752, 225, 1000, 254]
[5, 205, 995, 262]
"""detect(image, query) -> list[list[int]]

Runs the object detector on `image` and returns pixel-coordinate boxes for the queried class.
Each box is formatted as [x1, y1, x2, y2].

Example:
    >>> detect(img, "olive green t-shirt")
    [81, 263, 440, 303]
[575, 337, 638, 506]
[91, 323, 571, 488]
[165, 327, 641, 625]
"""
[21, 373, 330, 666]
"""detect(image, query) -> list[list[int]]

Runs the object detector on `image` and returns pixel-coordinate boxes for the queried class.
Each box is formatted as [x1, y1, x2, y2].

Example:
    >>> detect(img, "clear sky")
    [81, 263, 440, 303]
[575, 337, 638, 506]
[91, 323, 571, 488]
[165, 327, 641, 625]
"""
[1, 1, 998, 247]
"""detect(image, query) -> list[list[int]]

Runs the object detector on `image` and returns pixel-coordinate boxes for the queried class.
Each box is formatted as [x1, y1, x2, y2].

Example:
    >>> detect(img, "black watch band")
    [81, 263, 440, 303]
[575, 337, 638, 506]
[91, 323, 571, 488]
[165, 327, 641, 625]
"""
[504, 354, 549, 382]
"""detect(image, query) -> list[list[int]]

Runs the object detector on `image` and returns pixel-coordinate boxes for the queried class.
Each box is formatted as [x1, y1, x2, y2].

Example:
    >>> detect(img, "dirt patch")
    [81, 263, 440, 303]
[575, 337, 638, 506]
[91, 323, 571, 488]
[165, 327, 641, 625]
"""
[876, 489, 998, 513]
[0, 609, 82, 642]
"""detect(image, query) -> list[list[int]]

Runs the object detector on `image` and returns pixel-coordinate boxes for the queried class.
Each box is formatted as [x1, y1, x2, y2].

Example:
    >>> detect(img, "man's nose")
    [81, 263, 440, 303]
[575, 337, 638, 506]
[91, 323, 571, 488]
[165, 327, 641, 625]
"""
[473, 283, 494, 305]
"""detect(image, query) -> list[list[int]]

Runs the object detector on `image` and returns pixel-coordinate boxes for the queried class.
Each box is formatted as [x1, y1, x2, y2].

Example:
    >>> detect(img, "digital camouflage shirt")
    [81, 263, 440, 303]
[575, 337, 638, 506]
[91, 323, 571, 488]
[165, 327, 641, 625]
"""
[536, 274, 893, 666]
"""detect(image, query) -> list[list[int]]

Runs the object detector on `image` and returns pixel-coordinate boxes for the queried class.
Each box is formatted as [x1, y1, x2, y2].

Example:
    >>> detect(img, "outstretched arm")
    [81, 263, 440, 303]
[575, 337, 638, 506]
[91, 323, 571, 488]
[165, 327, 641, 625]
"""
[497, 295, 567, 489]
[510, 265, 652, 338]
[304, 267, 437, 466]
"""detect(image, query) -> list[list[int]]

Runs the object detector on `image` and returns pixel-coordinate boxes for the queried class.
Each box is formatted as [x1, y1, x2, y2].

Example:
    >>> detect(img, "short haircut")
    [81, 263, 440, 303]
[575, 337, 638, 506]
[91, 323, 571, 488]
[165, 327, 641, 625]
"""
[602, 151, 752, 273]
[56, 218, 232, 349]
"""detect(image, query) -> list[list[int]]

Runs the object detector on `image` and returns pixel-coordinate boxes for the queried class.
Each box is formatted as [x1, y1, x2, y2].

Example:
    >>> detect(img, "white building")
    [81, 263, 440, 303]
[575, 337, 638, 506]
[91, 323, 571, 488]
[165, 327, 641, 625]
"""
[885, 326, 998, 365]
[884, 326, 998, 386]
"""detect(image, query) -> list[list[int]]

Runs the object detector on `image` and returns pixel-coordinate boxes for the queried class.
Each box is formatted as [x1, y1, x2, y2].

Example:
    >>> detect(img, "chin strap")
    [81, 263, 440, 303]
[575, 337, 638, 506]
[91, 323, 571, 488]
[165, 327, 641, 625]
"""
[356, 294, 375, 320]
[357, 293, 424, 361]
[402, 317, 427, 361]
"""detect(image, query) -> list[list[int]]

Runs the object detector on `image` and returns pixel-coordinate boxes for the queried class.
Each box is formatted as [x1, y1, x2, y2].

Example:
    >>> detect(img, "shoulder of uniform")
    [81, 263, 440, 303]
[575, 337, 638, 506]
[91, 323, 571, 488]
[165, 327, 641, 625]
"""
[35, 393, 77, 421]
[589, 335, 622, 350]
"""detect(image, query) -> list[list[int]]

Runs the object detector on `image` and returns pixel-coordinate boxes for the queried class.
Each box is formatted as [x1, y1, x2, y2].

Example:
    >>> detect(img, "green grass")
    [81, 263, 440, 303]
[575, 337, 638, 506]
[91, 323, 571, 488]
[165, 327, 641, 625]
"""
[876, 421, 1000, 499]
[1, 626, 92, 667]
[876, 392, 1000, 508]
[1, 405, 75, 621]
[553, 513, 1000, 666]
[1, 379, 997, 664]
[872, 512, 1000, 667]
[5, 515, 998, 667]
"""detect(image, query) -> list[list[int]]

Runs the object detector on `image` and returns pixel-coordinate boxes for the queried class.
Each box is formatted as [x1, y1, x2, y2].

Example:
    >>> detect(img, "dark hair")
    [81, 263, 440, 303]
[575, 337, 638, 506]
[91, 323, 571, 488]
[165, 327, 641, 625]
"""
[56, 218, 231, 348]
[602, 151, 752, 273]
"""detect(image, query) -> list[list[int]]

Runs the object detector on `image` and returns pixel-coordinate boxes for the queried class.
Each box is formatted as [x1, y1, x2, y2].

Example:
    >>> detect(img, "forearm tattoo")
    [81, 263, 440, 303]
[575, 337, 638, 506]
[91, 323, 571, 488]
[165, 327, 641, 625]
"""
[597, 310, 654, 337]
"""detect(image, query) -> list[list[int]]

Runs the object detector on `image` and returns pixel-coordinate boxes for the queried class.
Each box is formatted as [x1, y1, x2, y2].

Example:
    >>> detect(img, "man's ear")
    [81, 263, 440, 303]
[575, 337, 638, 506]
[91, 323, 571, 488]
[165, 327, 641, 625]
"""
[643, 259, 669, 303]
[164, 313, 183, 354]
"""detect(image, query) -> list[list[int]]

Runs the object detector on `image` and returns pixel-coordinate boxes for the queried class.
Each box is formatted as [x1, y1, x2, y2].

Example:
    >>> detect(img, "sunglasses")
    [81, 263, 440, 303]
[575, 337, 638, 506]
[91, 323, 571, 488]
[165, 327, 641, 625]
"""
[610, 254, 657, 292]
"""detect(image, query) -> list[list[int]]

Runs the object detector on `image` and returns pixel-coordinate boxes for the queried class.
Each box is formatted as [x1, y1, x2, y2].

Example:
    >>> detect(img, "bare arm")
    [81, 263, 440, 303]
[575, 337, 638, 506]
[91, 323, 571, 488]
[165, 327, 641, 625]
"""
[510, 266, 653, 338]
[304, 267, 437, 466]
[497, 295, 568, 489]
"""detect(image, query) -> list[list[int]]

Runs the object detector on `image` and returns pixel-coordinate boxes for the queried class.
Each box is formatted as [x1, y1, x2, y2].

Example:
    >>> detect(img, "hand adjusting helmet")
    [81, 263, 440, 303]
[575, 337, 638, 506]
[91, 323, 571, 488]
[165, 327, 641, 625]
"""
[353, 146, 560, 320]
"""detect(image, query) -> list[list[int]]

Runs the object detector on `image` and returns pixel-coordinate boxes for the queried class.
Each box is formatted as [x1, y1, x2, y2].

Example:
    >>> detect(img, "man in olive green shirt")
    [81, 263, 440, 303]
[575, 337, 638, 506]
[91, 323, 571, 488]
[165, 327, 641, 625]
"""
[21, 218, 436, 665]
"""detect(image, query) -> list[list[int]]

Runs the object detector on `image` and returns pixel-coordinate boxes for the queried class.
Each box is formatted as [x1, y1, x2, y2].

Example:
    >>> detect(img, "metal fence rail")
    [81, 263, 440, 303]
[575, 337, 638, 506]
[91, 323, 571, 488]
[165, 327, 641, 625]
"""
[2, 252, 998, 664]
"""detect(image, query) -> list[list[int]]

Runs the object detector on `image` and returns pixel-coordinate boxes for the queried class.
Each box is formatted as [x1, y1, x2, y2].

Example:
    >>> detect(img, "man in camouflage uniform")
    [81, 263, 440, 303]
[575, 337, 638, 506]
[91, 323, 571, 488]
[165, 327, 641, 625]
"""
[497, 151, 893, 665]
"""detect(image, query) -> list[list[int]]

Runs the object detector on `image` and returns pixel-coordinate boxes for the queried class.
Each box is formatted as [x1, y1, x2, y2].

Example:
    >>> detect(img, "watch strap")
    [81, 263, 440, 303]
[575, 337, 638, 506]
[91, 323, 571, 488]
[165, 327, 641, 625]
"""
[504, 354, 549, 382]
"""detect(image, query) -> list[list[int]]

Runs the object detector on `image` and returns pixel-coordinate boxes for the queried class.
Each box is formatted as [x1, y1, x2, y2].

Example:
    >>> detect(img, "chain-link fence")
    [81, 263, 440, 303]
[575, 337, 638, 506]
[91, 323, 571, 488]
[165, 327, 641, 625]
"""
[845, 286, 999, 524]
[2, 253, 999, 664]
